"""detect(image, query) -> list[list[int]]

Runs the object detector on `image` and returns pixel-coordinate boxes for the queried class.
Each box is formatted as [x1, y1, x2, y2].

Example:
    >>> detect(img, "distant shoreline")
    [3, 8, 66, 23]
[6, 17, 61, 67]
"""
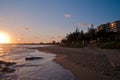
[37, 45, 120, 80]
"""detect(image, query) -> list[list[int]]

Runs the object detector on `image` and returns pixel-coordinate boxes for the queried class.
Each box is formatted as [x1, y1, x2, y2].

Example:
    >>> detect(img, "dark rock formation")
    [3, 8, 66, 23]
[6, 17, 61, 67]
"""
[0, 60, 16, 73]
[114, 66, 120, 71]
[1, 67, 15, 73]
[25, 57, 43, 61]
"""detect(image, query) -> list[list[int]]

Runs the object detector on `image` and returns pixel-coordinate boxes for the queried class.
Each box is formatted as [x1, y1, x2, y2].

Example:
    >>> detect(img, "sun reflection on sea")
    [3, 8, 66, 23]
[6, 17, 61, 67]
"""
[0, 44, 17, 62]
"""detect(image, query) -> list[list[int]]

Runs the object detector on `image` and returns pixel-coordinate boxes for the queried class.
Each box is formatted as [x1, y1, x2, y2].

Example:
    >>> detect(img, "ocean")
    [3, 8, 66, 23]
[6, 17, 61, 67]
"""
[0, 44, 74, 80]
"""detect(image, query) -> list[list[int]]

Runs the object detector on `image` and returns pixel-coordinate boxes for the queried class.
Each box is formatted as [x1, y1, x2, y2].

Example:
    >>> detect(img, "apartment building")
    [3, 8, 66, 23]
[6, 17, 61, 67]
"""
[97, 20, 120, 32]
[110, 20, 120, 32]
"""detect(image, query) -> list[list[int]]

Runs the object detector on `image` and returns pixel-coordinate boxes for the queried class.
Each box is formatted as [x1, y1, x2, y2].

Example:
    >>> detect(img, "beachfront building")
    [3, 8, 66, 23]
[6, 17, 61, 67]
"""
[96, 20, 120, 41]
[97, 20, 120, 32]
[97, 23, 110, 32]
[110, 20, 120, 32]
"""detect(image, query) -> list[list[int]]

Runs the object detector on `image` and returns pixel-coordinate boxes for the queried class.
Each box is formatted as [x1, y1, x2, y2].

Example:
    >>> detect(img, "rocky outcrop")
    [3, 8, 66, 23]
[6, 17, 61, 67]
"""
[25, 57, 43, 60]
[0, 61, 16, 73]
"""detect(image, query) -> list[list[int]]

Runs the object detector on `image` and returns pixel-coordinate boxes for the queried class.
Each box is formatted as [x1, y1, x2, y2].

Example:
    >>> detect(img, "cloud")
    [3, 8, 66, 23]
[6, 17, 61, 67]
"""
[20, 34, 24, 36]
[23, 27, 30, 31]
[76, 23, 91, 27]
[33, 36, 40, 39]
[58, 36, 63, 39]
[51, 36, 55, 39]
[64, 14, 72, 18]
[17, 38, 24, 41]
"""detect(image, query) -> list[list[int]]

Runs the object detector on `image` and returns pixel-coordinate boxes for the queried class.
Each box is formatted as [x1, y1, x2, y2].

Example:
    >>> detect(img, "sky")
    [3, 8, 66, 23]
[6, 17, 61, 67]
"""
[0, 0, 120, 43]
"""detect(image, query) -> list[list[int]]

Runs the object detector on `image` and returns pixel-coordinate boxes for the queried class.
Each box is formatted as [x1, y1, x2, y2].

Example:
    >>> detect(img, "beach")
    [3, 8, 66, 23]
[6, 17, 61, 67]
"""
[37, 45, 120, 80]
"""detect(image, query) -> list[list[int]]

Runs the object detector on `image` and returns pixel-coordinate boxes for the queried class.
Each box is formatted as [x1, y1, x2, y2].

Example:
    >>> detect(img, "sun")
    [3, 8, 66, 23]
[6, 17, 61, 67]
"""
[0, 32, 11, 44]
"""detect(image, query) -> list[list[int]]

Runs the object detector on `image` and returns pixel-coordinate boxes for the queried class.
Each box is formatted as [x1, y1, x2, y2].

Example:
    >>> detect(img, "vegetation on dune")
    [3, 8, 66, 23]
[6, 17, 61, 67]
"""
[99, 41, 120, 49]
[61, 25, 120, 49]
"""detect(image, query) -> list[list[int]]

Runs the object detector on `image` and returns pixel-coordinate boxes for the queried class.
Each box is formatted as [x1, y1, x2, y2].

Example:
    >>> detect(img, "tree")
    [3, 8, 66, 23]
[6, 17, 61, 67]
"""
[61, 28, 81, 45]
[88, 26, 96, 41]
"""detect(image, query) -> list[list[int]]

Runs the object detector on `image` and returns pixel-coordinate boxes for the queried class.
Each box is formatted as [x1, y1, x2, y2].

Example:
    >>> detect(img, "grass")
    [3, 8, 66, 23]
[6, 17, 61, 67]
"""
[99, 41, 120, 49]
[60, 41, 120, 49]
[60, 43, 86, 48]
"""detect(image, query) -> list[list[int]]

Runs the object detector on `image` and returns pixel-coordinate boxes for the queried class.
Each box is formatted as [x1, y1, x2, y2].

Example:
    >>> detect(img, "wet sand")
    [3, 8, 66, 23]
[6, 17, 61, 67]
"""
[37, 45, 120, 80]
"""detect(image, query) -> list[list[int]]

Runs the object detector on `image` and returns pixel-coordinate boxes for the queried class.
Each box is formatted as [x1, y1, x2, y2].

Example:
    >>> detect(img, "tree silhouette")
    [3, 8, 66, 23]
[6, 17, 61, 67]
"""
[61, 24, 120, 47]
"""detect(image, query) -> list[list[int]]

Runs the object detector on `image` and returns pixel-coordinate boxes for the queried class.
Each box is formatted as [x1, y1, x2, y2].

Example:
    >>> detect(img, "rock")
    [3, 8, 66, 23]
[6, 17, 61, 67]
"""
[5, 62, 16, 66]
[25, 57, 43, 60]
[1, 67, 15, 73]
[114, 66, 120, 71]
[0, 60, 16, 73]
[0, 61, 8, 64]
[0, 61, 16, 66]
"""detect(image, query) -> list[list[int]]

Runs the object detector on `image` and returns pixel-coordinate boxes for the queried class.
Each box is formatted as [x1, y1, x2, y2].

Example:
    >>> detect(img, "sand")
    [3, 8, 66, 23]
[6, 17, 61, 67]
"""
[37, 45, 120, 80]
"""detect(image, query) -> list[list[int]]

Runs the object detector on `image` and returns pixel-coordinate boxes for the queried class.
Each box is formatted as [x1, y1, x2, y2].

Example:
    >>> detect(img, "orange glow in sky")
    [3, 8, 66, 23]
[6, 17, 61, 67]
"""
[0, 32, 11, 44]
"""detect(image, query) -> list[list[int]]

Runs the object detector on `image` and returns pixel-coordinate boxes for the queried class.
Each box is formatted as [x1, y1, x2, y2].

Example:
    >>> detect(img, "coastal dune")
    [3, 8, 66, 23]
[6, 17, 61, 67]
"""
[37, 45, 120, 80]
